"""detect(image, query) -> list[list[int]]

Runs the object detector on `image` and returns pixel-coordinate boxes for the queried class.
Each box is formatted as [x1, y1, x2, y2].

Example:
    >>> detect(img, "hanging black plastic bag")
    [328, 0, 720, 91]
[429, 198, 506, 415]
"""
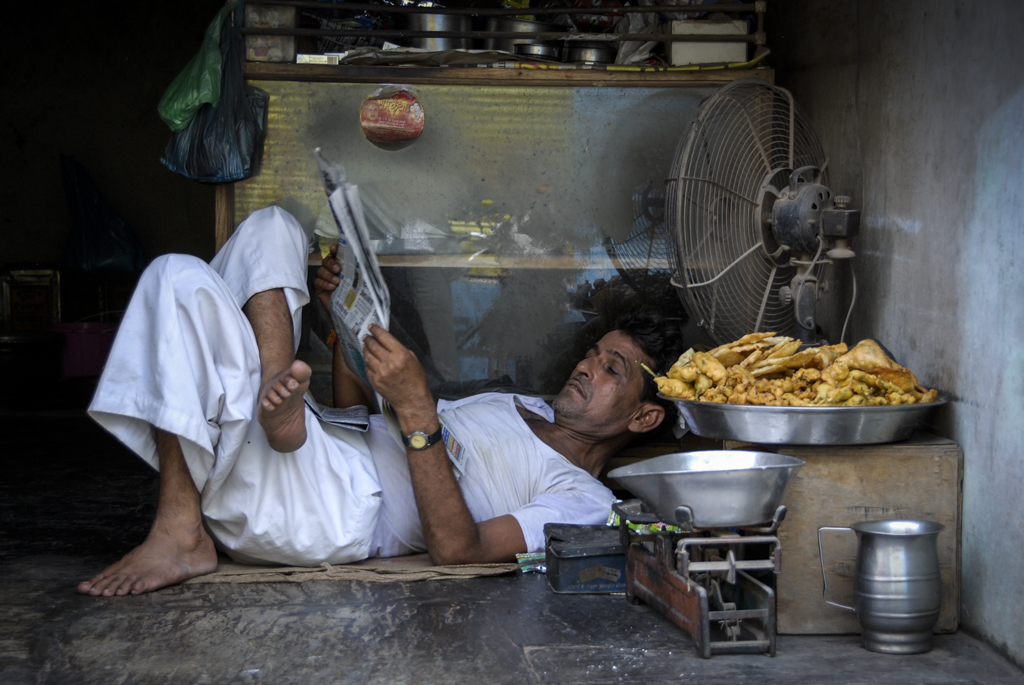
[61, 155, 146, 272]
[160, 2, 269, 183]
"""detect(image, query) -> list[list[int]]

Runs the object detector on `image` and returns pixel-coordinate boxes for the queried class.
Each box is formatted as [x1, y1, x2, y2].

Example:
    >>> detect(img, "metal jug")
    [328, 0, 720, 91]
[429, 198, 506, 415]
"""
[818, 519, 944, 654]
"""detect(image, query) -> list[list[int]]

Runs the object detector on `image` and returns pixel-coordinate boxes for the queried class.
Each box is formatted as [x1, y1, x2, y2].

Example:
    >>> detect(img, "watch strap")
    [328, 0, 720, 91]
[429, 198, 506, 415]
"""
[402, 427, 444, 450]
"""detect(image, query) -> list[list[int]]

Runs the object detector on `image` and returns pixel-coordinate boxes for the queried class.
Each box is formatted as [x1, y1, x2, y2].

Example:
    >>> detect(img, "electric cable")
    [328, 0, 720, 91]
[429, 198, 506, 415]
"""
[840, 267, 857, 345]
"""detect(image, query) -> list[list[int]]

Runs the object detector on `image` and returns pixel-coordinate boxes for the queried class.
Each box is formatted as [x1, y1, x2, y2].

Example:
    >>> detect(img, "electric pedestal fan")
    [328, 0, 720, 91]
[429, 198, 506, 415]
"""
[666, 78, 861, 347]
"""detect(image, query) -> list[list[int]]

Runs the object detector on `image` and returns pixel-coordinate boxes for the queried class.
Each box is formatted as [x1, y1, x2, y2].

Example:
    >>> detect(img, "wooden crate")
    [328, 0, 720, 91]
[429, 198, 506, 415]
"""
[726, 433, 963, 635]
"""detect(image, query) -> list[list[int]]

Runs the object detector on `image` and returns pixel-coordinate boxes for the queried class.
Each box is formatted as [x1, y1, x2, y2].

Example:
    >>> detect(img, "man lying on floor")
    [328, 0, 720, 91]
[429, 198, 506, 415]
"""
[77, 206, 682, 597]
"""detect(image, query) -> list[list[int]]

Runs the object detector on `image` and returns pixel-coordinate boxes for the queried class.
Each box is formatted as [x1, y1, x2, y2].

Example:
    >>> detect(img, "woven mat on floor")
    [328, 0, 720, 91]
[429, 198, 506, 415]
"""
[182, 553, 519, 585]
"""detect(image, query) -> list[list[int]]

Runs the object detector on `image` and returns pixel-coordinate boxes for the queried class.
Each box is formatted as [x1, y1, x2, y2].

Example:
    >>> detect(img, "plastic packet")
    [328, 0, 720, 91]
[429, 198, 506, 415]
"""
[516, 552, 548, 573]
[360, 85, 425, 143]
[614, 0, 660, 65]
[605, 502, 682, 535]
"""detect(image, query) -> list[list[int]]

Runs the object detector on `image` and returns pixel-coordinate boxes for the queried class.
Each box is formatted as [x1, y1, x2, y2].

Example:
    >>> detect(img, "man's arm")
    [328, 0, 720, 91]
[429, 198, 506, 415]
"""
[363, 324, 527, 565]
[314, 245, 374, 410]
[331, 340, 375, 410]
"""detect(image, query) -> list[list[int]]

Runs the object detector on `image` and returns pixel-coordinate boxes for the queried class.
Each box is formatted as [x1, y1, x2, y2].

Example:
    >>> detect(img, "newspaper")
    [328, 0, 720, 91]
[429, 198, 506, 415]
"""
[303, 392, 370, 432]
[314, 149, 402, 444]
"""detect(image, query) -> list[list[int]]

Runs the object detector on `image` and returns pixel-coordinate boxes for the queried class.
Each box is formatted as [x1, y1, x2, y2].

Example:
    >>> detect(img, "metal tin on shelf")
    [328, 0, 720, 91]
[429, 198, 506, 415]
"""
[563, 41, 617, 64]
[514, 42, 561, 60]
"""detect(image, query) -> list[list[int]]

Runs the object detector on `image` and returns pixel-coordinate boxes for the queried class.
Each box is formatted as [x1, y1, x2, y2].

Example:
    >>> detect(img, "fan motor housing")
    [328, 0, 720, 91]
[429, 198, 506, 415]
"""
[772, 182, 831, 254]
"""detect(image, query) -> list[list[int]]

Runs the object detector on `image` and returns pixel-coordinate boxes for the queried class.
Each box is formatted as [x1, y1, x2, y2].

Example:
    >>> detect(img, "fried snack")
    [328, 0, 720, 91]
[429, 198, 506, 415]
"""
[836, 339, 897, 371]
[692, 352, 727, 383]
[732, 332, 780, 346]
[655, 335, 939, 406]
[654, 376, 695, 400]
[766, 339, 803, 360]
[710, 347, 748, 369]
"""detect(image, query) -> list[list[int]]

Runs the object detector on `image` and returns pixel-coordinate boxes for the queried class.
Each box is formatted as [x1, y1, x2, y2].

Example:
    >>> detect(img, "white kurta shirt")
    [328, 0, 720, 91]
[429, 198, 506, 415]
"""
[368, 393, 615, 557]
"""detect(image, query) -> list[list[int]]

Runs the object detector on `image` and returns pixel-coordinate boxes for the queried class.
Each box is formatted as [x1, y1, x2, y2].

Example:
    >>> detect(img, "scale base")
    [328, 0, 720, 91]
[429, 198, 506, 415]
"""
[624, 532, 778, 659]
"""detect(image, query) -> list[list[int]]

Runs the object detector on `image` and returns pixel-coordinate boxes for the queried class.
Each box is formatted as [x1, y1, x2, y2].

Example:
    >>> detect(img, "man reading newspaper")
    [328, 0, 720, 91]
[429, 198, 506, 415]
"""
[78, 158, 682, 597]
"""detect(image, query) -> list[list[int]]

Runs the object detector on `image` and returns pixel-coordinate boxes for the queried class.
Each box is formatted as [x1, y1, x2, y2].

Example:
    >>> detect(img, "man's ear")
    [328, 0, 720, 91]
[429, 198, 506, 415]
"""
[628, 402, 665, 434]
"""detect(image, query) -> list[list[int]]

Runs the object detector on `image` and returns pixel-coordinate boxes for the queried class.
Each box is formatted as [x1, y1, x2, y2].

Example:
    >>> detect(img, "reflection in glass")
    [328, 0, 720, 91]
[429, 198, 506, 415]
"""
[237, 81, 714, 395]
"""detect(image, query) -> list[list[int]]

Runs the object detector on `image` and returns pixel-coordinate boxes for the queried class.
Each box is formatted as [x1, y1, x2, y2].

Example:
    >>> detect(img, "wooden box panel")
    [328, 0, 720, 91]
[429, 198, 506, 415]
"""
[728, 433, 962, 635]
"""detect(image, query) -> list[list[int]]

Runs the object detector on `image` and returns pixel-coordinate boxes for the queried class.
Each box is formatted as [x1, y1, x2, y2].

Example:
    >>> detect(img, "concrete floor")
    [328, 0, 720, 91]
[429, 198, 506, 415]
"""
[2, 408, 1022, 684]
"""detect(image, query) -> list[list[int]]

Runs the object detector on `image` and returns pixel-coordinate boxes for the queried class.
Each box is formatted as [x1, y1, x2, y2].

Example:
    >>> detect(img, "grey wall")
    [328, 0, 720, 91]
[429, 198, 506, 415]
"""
[769, 0, 1024, 665]
[1, 1, 226, 267]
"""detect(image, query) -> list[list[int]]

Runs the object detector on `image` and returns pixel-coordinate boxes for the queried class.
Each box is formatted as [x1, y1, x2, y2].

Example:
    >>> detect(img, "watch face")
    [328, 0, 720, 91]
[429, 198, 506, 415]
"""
[409, 434, 428, 449]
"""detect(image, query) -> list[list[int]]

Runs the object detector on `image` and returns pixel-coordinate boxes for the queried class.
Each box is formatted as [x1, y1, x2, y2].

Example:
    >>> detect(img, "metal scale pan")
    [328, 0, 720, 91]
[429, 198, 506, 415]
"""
[607, 451, 805, 529]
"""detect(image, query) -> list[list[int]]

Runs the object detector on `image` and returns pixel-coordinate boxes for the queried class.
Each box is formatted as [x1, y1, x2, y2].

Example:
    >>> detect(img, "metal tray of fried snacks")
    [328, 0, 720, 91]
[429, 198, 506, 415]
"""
[666, 395, 948, 445]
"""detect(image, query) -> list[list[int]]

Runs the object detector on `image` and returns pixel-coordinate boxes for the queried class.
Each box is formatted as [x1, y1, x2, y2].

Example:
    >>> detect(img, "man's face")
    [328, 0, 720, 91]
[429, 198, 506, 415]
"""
[551, 330, 656, 435]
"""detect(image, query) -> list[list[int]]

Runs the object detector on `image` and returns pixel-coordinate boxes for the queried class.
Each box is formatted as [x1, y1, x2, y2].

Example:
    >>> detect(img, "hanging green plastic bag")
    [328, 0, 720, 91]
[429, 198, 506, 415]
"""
[159, 2, 269, 183]
[157, 1, 238, 132]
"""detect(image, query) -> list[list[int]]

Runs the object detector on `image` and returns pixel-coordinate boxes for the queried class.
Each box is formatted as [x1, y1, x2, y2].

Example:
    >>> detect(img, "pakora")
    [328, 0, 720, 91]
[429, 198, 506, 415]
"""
[655, 335, 939, 407]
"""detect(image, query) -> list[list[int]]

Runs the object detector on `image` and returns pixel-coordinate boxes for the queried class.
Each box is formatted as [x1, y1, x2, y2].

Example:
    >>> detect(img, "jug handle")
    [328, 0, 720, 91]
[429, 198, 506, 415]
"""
[817, 526, 855, 612]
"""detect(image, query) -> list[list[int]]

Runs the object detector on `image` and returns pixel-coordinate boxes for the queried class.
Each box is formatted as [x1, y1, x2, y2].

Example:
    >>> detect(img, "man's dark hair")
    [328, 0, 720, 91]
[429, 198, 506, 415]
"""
[614, 308, 684, 406]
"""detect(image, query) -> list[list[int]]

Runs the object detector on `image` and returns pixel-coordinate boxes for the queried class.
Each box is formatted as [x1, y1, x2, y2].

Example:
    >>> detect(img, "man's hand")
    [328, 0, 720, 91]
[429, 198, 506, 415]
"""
[363, 324, 435, 427]
[364, 328, 527, 565]
[313, 244, 341, 313]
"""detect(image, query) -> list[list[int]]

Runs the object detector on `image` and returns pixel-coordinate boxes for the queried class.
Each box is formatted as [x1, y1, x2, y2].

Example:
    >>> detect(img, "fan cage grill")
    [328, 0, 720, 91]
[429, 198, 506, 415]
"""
[667, 79, 831, 345]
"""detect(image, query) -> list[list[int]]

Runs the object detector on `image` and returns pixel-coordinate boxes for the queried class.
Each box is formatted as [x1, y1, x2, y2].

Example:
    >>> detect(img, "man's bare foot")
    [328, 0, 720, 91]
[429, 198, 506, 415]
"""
[77, 521, 217, 597]
[258, 359, 312, 452]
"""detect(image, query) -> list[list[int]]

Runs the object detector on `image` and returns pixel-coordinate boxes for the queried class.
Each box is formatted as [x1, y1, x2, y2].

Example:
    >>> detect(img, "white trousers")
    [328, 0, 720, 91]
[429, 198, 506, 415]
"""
[89, 206, 382, 566]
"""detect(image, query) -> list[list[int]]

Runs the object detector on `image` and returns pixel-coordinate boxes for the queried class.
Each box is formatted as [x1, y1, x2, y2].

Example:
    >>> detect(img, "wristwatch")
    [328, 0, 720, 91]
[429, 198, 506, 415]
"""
[402, 427, 443, 451]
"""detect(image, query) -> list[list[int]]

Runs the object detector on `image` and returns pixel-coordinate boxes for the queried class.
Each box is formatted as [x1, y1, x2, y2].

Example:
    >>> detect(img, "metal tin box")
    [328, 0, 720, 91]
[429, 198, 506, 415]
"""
[544, 524, 625, 594]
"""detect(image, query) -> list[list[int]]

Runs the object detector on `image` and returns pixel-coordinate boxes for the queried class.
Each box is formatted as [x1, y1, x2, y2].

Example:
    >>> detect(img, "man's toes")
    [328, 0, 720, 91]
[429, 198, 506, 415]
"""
[117, 576, 139, 596]
[293, 360, 312, 382]
[109, 577, 132, 596]
[96, 574, 124, 596]
[99, 576, 123, 596]
[86, 576, 111, 596]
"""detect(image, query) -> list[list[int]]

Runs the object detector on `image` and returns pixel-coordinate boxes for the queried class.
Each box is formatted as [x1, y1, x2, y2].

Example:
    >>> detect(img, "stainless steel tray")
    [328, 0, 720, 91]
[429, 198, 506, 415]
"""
[666, 395, 947, 445]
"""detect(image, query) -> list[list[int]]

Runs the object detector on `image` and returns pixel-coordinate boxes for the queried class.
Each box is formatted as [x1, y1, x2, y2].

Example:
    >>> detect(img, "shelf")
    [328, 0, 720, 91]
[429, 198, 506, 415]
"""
[245, 62, 773, 87]
[307, 251, 671, 270]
